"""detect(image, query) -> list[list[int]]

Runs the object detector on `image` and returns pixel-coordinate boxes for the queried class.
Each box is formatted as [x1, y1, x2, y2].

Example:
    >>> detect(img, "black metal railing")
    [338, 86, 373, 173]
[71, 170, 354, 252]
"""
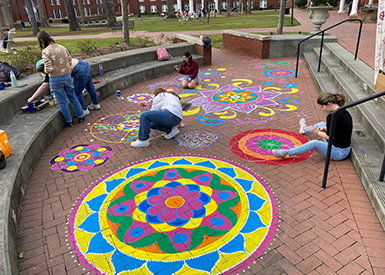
[295, 19, 363, 78]
[322, 91, 385, 188]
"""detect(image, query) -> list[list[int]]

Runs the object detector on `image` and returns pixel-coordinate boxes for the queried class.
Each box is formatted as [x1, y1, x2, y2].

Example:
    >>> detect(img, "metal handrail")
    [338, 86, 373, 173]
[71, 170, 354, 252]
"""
[322, 91, 385, 188]
[295, 19, 363, 78]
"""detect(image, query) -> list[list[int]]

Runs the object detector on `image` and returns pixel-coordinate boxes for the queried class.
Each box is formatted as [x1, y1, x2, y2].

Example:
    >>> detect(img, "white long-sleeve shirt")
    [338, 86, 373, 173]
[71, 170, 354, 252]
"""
[151, 92, 183, 119]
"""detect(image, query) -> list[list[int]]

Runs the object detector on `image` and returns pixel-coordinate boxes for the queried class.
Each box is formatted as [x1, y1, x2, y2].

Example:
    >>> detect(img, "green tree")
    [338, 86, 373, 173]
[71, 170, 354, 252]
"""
[63, 0, 81, 31]
[25, 0, 40, 36]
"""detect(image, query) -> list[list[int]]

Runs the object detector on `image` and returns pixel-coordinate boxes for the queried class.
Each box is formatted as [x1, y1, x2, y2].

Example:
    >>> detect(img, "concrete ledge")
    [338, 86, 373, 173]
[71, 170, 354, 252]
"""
[0, 43, 202, 275]
[173, 34, 212, 66]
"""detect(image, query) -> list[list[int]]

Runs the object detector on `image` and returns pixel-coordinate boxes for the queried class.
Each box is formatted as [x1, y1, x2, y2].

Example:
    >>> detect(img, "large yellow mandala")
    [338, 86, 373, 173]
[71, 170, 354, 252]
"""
[68, 156, 278, 275]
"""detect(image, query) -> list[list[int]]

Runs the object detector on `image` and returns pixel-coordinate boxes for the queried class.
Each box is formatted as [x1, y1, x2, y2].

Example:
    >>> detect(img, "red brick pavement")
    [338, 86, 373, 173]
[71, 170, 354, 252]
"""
[17, 47, 385, 274]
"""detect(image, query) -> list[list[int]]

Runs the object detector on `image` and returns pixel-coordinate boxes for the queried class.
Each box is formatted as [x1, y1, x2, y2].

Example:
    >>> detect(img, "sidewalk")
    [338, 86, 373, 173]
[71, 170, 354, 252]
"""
[16, 10, 384, 275]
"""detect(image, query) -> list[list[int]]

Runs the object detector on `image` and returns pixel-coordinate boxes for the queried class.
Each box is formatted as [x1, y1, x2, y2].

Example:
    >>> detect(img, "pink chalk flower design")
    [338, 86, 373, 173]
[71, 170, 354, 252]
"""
[189, 84, 279, 113]
[50, 144, 114, 173]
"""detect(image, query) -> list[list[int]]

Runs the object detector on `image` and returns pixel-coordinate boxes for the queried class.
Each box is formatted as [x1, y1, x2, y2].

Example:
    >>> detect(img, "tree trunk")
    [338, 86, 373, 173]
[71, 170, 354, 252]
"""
[122, 0, 130, 44]
[136, 0, 140, 17]
[63, 0, 81, 31]
[167, 0, 176, 18]
[247, 0, 252, 14]
[25, 0, 40, 35]
[78, 0, 86, 23]
[36, 0, 49, 27]
[0, 8, 5, 28]
[226, 0, 230, 16]
[276, 0, 285, 34]
[0, 0, 15, 29]
[106, 0, 117, 27]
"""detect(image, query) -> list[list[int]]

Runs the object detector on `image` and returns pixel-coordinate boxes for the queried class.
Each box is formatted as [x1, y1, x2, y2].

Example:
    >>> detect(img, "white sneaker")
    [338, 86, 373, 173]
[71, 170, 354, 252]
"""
[88, 103, 101, 110]
[165, 127, 179, 140]
[299, 118, 307, 135]
[83, 108, 90, 115]
[272, 149, 288, 158]
[131, 139, 150, 147]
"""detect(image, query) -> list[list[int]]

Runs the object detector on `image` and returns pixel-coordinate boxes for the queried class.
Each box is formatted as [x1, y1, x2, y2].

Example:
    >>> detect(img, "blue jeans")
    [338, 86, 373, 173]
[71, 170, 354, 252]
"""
[183, 75, 199, 82]
[49, 74, 84, 123]
[138, 109, 181, 140]
[288, 121, 350, 161]
[72, 60, 99, 110]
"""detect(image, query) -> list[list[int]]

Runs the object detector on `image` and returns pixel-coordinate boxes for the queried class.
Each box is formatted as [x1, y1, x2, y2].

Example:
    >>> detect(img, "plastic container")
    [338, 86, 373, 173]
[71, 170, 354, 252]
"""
[99, 64, 104, 76]
[116, 90, 122, 101]
[10, 71, 18, 88]
[27, 103, 35, 112]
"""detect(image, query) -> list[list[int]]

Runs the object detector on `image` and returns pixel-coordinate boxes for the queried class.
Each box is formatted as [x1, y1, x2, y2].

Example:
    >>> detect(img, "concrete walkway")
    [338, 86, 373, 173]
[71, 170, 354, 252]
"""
[15, 9, 376, 68]
[16, 9, 384, 275]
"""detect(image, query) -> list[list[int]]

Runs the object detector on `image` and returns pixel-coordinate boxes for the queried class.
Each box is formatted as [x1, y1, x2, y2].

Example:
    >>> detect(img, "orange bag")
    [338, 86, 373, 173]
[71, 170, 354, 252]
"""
[0, 130, 12, 159]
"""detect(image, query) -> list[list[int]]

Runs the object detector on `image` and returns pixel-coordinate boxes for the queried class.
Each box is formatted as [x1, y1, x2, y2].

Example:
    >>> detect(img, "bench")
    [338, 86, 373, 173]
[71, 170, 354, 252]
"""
[111, 21, 135, 32]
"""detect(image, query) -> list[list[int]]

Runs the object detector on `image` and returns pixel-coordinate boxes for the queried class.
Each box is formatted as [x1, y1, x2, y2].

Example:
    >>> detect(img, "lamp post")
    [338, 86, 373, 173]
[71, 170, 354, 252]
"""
[291, 0, 294, 25]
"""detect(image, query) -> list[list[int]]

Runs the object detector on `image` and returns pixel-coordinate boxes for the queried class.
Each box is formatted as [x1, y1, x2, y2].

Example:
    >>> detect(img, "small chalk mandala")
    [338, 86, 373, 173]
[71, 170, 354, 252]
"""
[175, 130, 219, 149]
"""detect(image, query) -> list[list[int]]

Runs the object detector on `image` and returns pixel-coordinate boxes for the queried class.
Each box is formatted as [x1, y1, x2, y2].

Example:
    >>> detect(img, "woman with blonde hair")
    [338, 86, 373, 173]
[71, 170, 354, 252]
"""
[131, 88, 182, 147]
[273, 92, 353, 161]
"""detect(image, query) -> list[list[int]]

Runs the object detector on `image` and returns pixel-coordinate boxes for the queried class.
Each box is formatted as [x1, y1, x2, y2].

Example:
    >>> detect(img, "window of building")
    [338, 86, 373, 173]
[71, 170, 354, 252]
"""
[84, 7, 88, 16]
[139, 0, 144, 2]
[118, 6, 121, 12]
[222, 2, 226, 9]
[260, 0, 267, 8]
[139, 5, 145, 13]
[150, 5, 157, 12]
[58, 8, 63, 18]
[162, 5, 167, 12]
[50, 0, 54, 5]
[174, 4, 177, 11]
[56, 0, 60, 5]
[100, 0, 103, 4]
[52, 9, 57, 19]
[83, 0, 85, 4]
[72, 0, 75, 4]
[87, 0, 90, 4]
[88, 7, 91, 15]
[74, 7, 78, 17]
[97, 7, 100, 15]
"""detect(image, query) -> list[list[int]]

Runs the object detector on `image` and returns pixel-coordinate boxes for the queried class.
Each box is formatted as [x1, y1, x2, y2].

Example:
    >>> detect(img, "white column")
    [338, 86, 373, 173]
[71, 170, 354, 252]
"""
[177, 0, 182, 12]
[349, 0, 359, 15]
[338, 0, 346, 13]
[189, 0, 195, 14]
[215, 0, 219, 11]
[201, 0, 204, 9]
[368, 0, 374, 6]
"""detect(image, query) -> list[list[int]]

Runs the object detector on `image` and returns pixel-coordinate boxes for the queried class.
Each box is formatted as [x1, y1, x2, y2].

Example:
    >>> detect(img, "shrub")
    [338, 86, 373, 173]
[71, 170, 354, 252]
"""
[295, 0, 307, 8]
[61, 18, 69, 23]
[77, 40, 97, 55]
[0, 46, 42, 73]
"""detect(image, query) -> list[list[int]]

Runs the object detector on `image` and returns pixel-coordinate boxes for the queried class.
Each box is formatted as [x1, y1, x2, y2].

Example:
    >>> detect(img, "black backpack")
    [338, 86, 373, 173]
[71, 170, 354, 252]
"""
[0, 61, 20, 82]
[202, 36, 212, 51]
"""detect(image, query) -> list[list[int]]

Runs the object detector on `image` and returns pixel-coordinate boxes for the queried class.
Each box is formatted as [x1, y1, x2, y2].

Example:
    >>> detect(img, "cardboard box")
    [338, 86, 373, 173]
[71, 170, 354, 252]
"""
[0, 130, 12, 159]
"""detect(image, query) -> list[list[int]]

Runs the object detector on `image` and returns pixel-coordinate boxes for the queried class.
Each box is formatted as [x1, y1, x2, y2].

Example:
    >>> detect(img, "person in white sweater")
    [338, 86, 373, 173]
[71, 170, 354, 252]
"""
[131, 88, 183, 147]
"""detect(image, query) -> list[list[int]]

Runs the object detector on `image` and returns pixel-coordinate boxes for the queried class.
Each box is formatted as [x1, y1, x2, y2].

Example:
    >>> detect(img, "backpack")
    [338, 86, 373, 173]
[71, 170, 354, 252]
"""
[0, 61, 20, 82]
[156, 47, 173, 61]
[0, 151, 6, 170]
[203, 36, 212, 51]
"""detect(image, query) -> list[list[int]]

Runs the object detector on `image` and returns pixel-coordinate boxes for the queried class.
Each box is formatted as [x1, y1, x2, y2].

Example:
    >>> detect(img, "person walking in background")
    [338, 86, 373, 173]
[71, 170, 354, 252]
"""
[272, 92, 353, 161]
[131, 88, 182, 148]
[37, 31, 85, 127]
[0, 27, 10, 49]
[175, 51, 199, 89]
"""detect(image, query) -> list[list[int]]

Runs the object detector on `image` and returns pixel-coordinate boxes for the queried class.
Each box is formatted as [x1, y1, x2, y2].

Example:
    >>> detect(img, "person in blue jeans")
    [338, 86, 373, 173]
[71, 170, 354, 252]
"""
[272, 92, 353, 161]
[131, 88, 182, 148]
[37, 31, 84, 126]
[28, 59, 101, 115]
[71, 59, 101, 114]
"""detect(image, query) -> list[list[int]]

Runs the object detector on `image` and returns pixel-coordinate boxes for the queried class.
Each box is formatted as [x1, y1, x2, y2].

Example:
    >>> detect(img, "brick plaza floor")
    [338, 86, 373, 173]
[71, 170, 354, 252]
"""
[17, 49, 385, 275]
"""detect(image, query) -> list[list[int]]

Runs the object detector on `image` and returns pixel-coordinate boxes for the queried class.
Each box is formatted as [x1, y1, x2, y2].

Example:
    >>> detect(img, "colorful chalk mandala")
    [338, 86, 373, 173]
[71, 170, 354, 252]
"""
[263, 69, 296, 77]
[229, 129, 313, 165]
[190, 85, 279, 114]
[90, 112, 162, 143]
[175, 130, 219, 149]
[126, 93, 154, 103]
[68, 156, 278, 275]
[50, 144, 114, 173]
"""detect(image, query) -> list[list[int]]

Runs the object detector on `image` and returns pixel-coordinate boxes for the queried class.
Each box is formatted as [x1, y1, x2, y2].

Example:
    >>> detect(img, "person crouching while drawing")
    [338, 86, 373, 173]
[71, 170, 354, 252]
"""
[131, 88, 182, 148]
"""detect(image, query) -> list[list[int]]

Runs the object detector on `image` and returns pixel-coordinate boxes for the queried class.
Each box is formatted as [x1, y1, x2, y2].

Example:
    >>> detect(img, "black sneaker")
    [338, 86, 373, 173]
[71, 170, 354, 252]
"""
[79, 116, 85, 124]
[66, 121, 74, 127]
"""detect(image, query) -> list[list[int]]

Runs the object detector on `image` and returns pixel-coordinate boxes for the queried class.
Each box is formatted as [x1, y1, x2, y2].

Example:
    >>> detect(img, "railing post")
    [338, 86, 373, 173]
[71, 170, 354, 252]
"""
[355, 20, 362, 60]
[318, 31, 325, 73]
[380, 155, 385, 182]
